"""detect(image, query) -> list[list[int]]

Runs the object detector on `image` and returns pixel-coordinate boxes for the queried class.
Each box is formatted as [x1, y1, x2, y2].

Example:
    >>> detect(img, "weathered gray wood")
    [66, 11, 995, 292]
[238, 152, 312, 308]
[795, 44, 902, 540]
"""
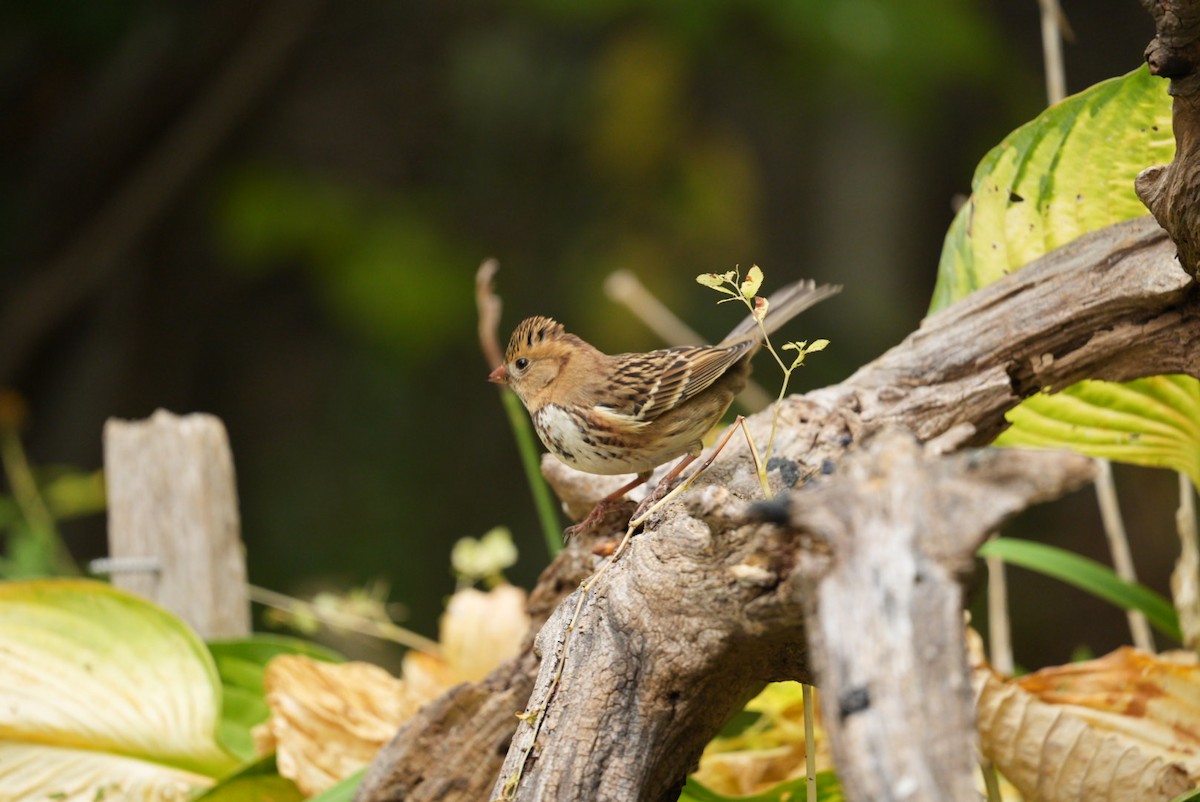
[103, 409, 249, 638]
[792, 432, 1095, 802]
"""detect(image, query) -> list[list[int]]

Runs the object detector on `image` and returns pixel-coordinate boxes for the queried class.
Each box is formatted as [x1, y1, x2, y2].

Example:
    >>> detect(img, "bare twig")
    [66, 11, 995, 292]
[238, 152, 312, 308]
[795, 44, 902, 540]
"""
[1037, 0, 1069, 104]
[985, 552, 1014, 675]
[476, 259, 505, 370]
[1094, 459, 1155, 652]
[1173, 473, 1200, 650]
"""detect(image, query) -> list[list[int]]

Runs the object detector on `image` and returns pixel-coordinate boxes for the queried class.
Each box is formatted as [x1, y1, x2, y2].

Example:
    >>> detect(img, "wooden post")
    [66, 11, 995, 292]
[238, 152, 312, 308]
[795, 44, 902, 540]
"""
[103, 409, 250, 638]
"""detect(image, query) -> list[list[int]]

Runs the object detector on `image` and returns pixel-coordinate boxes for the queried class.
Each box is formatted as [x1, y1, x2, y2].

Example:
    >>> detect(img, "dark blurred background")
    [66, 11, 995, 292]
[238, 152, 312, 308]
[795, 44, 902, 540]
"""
[0, 1, 1180, 667]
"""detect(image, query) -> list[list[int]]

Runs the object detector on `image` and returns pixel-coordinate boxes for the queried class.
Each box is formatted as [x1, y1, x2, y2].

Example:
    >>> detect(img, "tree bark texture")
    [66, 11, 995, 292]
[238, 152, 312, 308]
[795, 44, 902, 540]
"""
[356, 213, 1199, 802]
[1137, 0, 1200, 278]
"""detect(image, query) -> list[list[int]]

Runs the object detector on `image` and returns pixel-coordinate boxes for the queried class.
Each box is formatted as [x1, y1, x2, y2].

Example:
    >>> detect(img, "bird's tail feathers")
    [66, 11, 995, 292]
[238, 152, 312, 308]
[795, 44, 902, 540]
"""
[722, 279, 841, 343]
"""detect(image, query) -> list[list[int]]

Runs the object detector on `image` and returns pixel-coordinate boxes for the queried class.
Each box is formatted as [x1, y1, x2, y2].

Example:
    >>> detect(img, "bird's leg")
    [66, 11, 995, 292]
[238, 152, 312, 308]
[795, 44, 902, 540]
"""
[627, 417, 747, 531]
[564, 470, 651, 541]
[627, 453, 697, 521]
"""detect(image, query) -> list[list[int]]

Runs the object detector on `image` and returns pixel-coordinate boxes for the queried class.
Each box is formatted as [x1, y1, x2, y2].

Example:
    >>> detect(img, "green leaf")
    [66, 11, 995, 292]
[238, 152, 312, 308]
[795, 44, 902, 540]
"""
[931, 66, 1173, 309]
[996, 375, 1200, 487]
[195, 756, 304, 802]
[697, 272, 737, 296]
[1167, 788, 1200, 802]
[978, 538, 1182, 643]
[307, 768, 365, 802]
[929, 66, 1198, 485]
[679, 771, 843, 802]
[39, 467, 106, 521]
[741, 265, 764, 299]
[716, 709, 763, 739]
[0, 579, 239, 799]
[195, 775, 304, 802]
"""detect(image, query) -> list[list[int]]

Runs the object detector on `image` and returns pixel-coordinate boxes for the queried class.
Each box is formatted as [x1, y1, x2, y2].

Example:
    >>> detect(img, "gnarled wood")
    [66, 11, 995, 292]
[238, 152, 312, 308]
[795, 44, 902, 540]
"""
[1137, 0, 1200, 278]
[357, 211, 1199, 802]
[791, 433, 1095, 802]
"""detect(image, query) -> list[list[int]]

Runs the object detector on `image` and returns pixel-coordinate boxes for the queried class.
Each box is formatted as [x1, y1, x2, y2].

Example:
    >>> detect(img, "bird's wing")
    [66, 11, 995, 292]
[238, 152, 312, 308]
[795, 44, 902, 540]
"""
[598, 341, 754, 421]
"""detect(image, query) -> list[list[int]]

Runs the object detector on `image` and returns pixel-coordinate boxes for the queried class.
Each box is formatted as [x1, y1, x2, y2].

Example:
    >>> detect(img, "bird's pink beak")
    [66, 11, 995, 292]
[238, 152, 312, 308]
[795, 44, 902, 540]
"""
[488, 365, 509, 384]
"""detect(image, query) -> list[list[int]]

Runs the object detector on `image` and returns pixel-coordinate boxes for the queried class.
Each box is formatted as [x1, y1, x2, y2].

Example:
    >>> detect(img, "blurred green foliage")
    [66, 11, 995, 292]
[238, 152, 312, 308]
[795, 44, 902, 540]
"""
[0, 394, 102, 578]
[218, 167, 471, 360]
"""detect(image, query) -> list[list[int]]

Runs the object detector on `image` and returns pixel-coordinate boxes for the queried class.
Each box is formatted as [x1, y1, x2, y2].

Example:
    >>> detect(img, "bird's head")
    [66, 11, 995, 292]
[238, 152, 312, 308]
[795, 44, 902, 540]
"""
[488, 316, 579, 407]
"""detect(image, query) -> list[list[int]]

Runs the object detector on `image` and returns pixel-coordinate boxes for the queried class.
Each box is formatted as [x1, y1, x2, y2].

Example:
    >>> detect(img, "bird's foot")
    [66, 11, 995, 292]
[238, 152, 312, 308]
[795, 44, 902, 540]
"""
[563, 496, 635, 543]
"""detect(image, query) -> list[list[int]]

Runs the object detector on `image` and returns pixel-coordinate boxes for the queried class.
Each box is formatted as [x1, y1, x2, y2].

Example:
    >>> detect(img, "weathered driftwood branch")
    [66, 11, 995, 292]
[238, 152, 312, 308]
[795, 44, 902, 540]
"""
[357, 214, 1198, 802]
[356, 546, 600, 801]
[1137, 0, 1200, 278]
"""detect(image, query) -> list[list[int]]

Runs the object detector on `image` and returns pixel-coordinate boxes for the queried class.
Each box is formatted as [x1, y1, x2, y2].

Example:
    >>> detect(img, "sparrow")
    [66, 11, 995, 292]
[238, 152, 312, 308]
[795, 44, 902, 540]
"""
[488, 279, 840, 527]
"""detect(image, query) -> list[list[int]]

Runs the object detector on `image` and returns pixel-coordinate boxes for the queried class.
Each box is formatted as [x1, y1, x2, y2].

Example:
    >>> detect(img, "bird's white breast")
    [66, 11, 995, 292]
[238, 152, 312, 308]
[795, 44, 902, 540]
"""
[532, 404, 641, 475]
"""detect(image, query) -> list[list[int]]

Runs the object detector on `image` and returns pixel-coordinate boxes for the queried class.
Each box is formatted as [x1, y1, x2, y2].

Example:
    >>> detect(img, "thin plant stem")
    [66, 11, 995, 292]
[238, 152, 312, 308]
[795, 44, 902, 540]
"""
[0, 424, 77, 575]
[735, 416, 771, 498]
[1038, 0, 1068, 104]
[476, 260, 563, 557]
[803, 683, 817, 802]
[986, 550, 1014, 675]
[764, 368, 792, 467]
[248, 584, 443, 657]
[980, 759, 1003, 802]
[1094, 459, 1154, 651]
[1172, 472, 1200, 651]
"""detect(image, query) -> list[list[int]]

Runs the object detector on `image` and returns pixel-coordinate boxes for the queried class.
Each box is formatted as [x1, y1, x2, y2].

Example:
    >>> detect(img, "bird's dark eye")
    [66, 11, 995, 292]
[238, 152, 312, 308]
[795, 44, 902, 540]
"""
[514, 357, 530, 371]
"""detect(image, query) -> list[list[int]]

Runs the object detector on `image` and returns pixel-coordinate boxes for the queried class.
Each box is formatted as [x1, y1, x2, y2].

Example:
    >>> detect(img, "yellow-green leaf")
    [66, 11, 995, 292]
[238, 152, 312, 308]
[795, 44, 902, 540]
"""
[998, 376, 1200, 487]
[930, 66, 1197, 486]
[741, 265, 764, 299]
[696, 273, 736, 296]
[0, 579, 238, 800]
[931, 66, 1173, 309]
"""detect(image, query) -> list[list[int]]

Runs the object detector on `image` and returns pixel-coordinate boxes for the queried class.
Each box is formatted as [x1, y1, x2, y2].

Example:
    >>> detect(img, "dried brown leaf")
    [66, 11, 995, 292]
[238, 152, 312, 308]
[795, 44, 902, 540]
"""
[261, 657, 419, 795]
[259, 585, 531, 795]
[970, 631, 1200, 802]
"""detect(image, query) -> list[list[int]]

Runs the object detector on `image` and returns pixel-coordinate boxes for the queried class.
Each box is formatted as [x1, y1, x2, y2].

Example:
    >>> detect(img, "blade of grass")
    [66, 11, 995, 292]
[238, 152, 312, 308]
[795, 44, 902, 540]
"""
[502, 388, 563, 557]
[978, 538, 1181, 643]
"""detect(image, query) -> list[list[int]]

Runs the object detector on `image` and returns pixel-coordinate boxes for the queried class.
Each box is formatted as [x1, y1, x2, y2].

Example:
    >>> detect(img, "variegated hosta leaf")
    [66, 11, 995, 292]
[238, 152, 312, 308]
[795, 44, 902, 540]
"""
[930, 66, 1198, 485]
[0, 579, 238, 800]
[998, 375, 1200, 487]
[0, 743, 212, 801]
[932, 66, 1173, 307]
[970, 631, 1200, 802]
